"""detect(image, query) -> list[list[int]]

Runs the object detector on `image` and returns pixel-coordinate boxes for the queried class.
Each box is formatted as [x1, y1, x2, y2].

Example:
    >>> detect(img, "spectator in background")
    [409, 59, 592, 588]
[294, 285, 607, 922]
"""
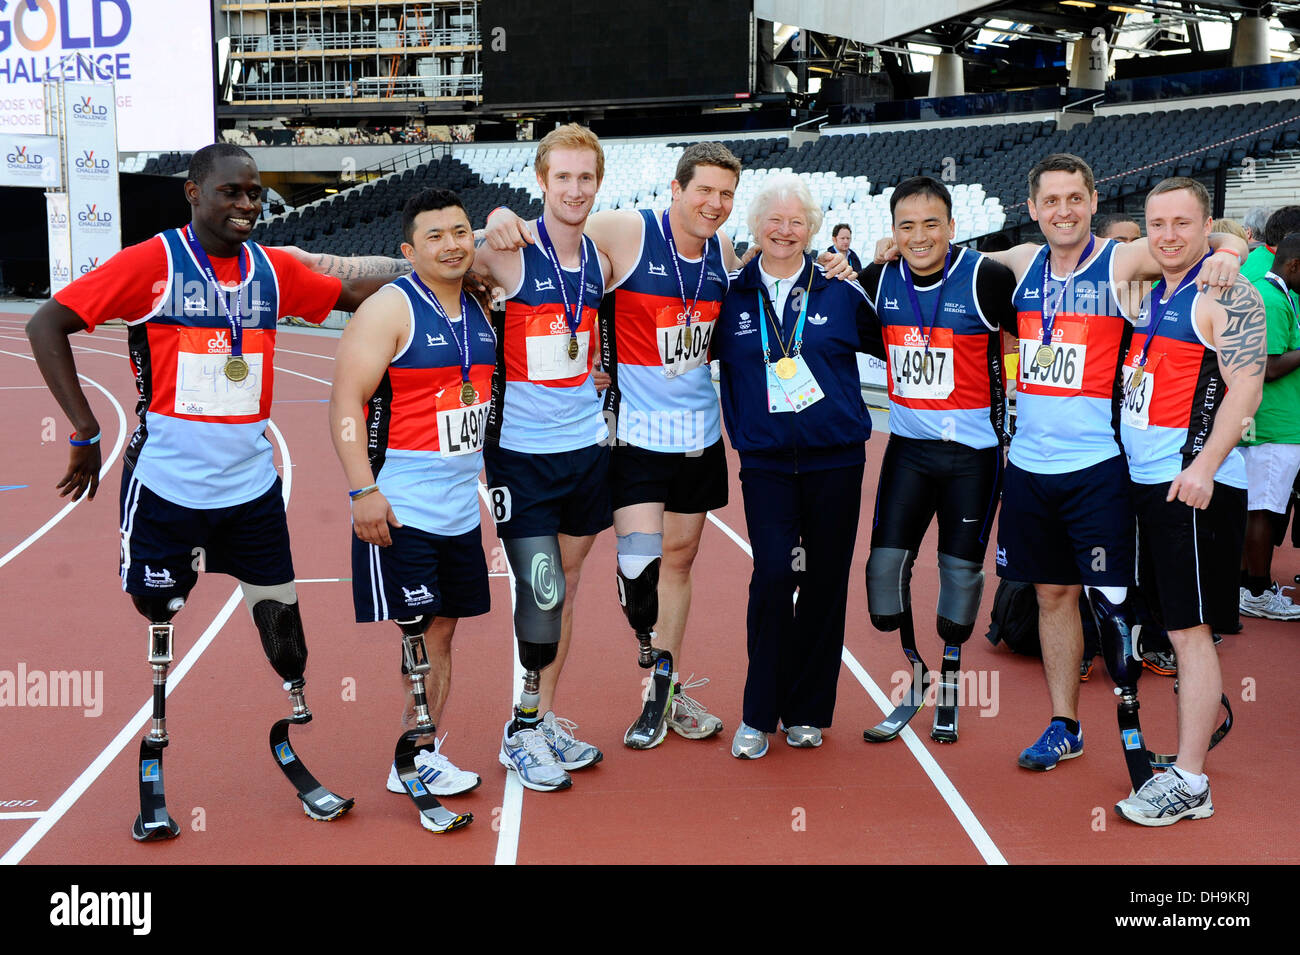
[1243, 206, 1271, 252]
[1093, 212, 1142, 243]
[1212, 218, 1248, 241]
[1244, 206, 1300, 283]
[978, 232, 1013, 253]
[828, 223, 863, 273]
[1239, 232, 1300, 620]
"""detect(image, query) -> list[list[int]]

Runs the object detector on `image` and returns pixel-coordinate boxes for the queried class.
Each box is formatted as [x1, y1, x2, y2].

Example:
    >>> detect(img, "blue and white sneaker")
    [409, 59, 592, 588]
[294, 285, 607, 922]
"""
[540, 712, 603, 770]
[1017, 720, 1083, 771]
[386, 733, 480, 796]
[1115, 768, 1214, 827]
[499, 720, 572, 792]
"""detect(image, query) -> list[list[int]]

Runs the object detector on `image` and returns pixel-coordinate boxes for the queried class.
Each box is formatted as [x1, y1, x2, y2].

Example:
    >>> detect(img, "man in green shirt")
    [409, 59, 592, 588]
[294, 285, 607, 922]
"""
[1243, 206, 1300, 284]
[1240, 231, 1300, 619]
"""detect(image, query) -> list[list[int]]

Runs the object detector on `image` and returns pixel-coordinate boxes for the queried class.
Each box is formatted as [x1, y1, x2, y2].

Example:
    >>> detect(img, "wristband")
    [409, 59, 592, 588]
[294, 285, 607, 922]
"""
[1211, 247, 1244, 263]
[349, 484, 379, 501]
[69, 431, 101, 447]
[488, 205, 510, 222]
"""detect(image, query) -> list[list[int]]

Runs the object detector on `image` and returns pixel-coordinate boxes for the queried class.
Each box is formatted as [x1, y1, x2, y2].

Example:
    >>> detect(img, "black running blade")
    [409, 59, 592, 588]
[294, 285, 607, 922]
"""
[270, 719, 355, 822]
[931, 644, 961, 744]
[625, 651, 674, 749]
[1147, 693, 1233, 769]
[865, 648, 928, 743]
[132, 737, 180, 842]
[393, 729, 472, 833]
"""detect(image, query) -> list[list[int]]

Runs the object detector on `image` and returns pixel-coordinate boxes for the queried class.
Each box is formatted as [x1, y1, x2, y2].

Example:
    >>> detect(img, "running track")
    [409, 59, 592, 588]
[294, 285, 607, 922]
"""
[1, 306, 1294, 866]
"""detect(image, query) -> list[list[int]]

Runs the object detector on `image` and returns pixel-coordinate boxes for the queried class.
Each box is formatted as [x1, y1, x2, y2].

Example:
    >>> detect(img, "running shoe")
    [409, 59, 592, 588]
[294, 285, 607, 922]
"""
[1115, 769, 1214, 827]
[667, 675, 724, 739]
[499, 720, 572, 792]
[1017, 720, 1083, 771]
[1239, 584, 1300, 620]
[539, 712, 602, 770]
[1080, 656, 1095, 682]
[782, 724, 823, 747]
[731, 722, 769, 759]
[386, 733, 480, 796]
[1141, 648, 1177, 676]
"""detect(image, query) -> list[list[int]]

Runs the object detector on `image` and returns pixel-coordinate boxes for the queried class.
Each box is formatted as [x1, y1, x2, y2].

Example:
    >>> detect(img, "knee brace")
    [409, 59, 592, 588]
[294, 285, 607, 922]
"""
[866, 547, 915, 632]
[936, 553, 984, 646]
[503, 536, 564, 647]
[251, 599, 309, 686]
[131, 593, 188, 623]
[1086, 586, 1141, 689]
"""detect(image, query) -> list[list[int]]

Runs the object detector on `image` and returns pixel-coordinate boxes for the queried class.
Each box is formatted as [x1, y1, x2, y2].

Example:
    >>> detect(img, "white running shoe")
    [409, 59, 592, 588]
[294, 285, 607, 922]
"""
[540, 712, 603, 770]
[1115, 769, 1214, 827]
[386, 733, 480, 797]
[667, 675, 724, 739]
[1239, 585, 1300, 620]
[499, 720, 572, 792]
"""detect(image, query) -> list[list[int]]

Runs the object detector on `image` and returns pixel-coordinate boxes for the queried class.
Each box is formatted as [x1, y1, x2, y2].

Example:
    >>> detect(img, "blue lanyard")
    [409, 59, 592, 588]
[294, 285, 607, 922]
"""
[757, 259, 814, 365]
[1136, 253, 1211, 368]
[408, 271, 471, 386]
[901, 245, 952, 356]
[661, 209, 707, 334]
[535, 216, 587, 341]
[184, 225, 248, 357]
[1040, 233, 1095, 346]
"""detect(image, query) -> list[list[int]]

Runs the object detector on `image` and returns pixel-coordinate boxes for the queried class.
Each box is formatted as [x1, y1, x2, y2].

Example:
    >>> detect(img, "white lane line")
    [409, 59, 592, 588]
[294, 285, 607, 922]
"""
[1, 420, 295, 865]
[0, 350, 128, 572]
[704, 511, 1007, 866]
[478, 483, 524, 866]
[0, 813, 45, 820]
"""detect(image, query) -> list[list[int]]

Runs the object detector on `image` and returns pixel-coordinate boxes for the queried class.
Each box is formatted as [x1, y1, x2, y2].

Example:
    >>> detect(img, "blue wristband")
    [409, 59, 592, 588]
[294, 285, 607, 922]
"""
[349, 484, 379, 500]
[69, 431, 101, 447]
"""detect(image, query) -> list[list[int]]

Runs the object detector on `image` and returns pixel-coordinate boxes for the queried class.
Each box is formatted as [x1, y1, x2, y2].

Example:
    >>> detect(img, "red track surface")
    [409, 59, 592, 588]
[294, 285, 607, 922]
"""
[1, 308, 1295, 866]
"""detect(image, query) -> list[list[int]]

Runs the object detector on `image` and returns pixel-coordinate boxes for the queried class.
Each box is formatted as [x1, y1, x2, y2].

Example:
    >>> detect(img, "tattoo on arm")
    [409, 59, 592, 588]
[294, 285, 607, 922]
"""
[311, 253, 410, 280]
[1216, 278, 1267, 380]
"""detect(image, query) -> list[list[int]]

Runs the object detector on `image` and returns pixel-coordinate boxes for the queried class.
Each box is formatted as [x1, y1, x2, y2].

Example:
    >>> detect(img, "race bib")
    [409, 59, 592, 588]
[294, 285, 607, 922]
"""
[436, 398, 490, 457]
[886, 326, 955, 401]
[656, 304, 716, 378]
[173, 327, 263, 417]
[1120, 354, 1160, 431]
[525, 312, 589, 382]
[1018, 321, 1088, 394]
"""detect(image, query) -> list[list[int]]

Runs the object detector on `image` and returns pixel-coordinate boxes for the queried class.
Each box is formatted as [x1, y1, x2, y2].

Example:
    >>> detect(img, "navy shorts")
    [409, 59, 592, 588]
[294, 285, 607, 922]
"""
[351, 523, 490, 623]
[611, 438, 729, 514]
[996, 454, 1134, 586]
[483, 442, 612, 540]
[1133, 480, 1246, 633]
[118, 469, 293, 599]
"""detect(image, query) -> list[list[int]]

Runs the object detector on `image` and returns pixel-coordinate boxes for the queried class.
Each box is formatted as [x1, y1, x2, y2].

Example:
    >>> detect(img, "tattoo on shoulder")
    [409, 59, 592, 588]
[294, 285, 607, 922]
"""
[1217, 277, 1266, 379]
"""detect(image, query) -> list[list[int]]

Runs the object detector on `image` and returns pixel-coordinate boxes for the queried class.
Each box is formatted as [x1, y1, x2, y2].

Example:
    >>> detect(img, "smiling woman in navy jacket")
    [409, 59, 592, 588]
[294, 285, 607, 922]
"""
[713, 174, 886, 758]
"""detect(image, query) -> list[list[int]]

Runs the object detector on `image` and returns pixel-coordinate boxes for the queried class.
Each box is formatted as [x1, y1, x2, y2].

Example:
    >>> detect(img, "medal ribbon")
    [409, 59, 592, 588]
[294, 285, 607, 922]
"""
[1265, 271, 1298, 316]
[1039, 233, 1096, 348]
[662, 209, 708, 339]
[901, 245, 953, 356]
[408, 271, 472, 395]
[183, 225, 248, 358]
[1135, 252, 1212, 370]
[535, 216, 587, 347]
[757, 258, 814, 368]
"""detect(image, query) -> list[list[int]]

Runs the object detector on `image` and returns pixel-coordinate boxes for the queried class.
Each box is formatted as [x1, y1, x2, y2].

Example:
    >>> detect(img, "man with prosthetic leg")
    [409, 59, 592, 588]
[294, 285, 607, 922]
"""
[1112, 178, 1261, 825]
[25, 144, 400, 838]
[330, 188, 492, 829]
[858, 177, 1017, 743]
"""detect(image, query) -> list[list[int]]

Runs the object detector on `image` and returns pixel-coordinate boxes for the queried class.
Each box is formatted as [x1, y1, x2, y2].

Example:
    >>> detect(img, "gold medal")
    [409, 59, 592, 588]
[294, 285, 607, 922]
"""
[1035, 344, 1054, 368]
[774, 357, 797, 380]
[683, 326, 693, 352]
[1129, 366, 1144, 394]
[460, 381, 476, 406]
[224, 355, 250, 382]
[567, 335, 580, 361]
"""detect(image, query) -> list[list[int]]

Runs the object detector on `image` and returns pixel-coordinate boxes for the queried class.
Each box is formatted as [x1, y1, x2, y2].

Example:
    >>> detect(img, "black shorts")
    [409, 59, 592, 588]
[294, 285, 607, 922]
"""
[996, 455, 1135, 587]
[352, 522, 490, 623]
[118, 469, 293, 599]
[483, 442, 612, 540]
[1132, 480, 1246, 633]
[870, 435, 1003, 562]
[611, 438, 729, 514]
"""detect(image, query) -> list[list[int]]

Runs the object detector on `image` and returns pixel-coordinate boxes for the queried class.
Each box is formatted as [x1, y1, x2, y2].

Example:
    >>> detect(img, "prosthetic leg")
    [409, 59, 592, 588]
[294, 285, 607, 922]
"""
[1087, 588, 1154, 791]
[930, 554, 985, 744]
[131, 594, 185, 842]
[251, 594, 354, 822]
[616, 556, 674, 749]
[864, 548, 929, 743]
[392, 619, 471, 832]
